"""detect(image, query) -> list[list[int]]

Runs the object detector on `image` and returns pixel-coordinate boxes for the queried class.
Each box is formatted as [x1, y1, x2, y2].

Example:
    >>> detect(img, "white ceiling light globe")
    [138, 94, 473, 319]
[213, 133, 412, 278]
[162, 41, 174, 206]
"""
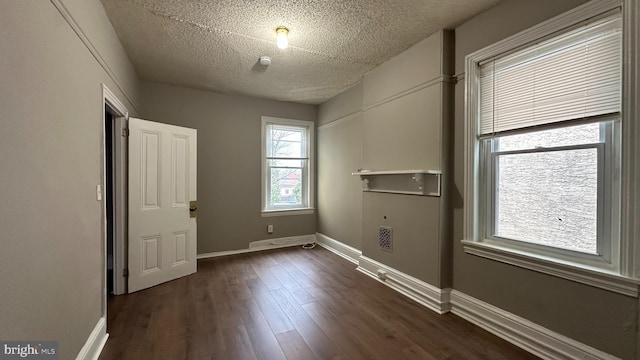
[276, 27, 289, 49]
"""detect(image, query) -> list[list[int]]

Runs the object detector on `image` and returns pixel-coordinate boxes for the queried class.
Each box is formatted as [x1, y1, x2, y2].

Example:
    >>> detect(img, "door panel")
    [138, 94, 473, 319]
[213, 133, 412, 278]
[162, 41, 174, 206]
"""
[141, 131, 160, 209]
[141, 235, 161, 273]
[172, 231, 188, 265]
[128, 118, 197, 293]
[172, 135, 189, 206]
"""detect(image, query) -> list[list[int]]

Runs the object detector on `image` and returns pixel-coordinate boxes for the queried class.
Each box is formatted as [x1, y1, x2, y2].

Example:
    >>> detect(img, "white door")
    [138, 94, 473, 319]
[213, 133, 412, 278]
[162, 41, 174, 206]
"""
[128, 118, 197, 293]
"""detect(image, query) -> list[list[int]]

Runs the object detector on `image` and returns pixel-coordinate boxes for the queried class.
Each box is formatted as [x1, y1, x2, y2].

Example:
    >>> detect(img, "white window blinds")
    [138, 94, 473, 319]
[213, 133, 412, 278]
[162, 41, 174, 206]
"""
[479, 14, 622, 136]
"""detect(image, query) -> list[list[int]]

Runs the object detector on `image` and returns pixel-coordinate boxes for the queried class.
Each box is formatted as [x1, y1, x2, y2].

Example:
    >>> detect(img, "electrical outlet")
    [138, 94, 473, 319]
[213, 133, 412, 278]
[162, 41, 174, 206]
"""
[267, 224, 273, 234]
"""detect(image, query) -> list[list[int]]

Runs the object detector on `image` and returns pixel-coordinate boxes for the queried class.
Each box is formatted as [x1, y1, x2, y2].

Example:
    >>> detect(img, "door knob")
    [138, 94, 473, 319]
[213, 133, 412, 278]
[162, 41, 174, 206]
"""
[189, 201, 197, 218]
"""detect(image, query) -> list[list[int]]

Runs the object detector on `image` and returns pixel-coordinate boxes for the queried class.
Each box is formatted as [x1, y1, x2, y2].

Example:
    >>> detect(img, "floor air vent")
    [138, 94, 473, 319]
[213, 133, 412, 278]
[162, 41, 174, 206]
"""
[379, 226, 393, 252]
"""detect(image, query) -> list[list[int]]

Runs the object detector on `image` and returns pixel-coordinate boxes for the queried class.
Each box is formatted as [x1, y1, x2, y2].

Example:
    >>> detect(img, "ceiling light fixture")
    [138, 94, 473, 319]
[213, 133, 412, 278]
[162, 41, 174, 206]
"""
[276, 26, 289, 49]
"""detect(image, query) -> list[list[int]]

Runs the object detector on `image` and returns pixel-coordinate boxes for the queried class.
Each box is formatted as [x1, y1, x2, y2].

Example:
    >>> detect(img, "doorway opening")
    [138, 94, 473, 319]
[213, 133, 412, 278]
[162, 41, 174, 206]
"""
[105, 109, 115, 295]
[102, 84, 129, 329]
[104, 104, 127, 297]
[101, 85, 198, 321]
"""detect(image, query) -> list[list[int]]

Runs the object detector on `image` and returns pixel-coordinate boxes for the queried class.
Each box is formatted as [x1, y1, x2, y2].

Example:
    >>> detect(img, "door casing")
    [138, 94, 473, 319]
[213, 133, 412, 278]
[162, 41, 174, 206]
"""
[102, 84, 129, 321]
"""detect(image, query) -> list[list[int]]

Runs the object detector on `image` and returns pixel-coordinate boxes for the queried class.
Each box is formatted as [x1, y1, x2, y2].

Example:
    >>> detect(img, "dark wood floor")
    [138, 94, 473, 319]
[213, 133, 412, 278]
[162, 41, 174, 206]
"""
[100, 246, 538, 360]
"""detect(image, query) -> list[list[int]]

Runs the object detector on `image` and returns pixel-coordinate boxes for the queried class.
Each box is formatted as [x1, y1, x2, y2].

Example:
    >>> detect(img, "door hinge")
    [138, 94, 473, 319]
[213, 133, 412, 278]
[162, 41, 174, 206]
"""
[121, 128, 129, 137]
[123, 268, 129, 277]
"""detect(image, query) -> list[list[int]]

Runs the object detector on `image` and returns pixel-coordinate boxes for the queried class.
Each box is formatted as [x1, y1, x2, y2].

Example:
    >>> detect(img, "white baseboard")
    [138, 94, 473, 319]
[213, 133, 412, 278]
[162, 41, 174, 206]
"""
[249, 234, 316, 249]
[315, 233, 362, 264]
[357, 255, 451, 314]
[450, 291, 620, 360]
[197, 234, 316, 259]
[75, 317, 108, 360]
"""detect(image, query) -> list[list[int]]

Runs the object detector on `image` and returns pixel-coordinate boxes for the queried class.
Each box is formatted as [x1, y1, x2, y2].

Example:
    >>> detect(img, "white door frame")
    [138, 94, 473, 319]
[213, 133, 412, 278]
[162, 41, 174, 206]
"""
[112, 116, 128, 296]
[101, 84, 129, 320]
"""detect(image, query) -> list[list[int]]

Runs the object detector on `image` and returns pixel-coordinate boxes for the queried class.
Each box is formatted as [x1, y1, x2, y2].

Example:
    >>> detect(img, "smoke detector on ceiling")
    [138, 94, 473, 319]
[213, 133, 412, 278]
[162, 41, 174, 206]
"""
[259, 56, 272, 66]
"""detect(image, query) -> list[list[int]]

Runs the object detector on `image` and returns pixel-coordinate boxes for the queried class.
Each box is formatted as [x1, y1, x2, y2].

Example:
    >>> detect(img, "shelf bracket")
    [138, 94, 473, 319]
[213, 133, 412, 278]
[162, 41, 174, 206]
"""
[411, 173, 424, 193]
[362, 178, 370, 191]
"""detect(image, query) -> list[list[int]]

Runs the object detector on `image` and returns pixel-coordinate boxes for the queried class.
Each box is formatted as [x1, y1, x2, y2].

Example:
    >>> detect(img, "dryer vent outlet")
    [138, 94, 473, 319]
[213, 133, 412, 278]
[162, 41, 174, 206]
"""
[379, 226, 393, 252]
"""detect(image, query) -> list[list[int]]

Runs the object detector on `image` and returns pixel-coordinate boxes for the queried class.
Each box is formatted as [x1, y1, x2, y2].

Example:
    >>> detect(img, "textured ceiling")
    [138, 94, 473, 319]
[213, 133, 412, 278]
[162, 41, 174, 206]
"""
[101, 0, 500, 104]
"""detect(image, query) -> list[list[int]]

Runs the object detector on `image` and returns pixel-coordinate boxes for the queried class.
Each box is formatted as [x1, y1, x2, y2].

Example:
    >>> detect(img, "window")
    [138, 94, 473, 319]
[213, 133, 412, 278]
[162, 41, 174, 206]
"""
[261, 117, 314, 216]
[481, 121, 616, 267]
[463, 3, 639, 295]
[475, 14, 622, 267]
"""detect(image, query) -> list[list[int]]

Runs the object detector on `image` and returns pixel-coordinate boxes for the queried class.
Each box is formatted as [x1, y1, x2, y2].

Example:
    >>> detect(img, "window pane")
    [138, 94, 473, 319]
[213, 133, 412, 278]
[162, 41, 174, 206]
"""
[268, 126, 305, 158]
[495, 148, 598, 254]
[269, 168, 303, 206]
[497, 123, 601, 151]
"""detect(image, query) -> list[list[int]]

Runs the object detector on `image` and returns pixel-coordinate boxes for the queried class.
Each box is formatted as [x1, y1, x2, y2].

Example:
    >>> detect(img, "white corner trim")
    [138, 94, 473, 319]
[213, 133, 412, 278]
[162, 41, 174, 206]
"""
[357, 255, 451, 314]
[49, 0, 140, 114]
[462, 241, 640, 297]
[75, 317, 108, 360]
[450, 291, 621, 360]
[315, 233, 362, 264]
[197, 234, 316, 259]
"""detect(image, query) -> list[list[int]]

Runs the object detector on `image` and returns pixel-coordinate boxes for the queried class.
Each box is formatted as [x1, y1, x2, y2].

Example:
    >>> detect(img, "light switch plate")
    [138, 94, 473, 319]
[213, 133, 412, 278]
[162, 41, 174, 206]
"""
[96, 184, 102, 201]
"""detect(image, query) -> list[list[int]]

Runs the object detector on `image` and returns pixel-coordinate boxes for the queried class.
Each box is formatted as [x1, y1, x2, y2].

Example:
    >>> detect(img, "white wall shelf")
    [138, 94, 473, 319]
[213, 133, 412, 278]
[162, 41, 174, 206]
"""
[352, 170, 442, 196]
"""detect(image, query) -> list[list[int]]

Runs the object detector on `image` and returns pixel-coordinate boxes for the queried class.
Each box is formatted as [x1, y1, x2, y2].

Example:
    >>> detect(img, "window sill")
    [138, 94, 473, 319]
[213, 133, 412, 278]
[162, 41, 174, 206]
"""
[261, 208, 315, 217]
[462, 240, 640, 297]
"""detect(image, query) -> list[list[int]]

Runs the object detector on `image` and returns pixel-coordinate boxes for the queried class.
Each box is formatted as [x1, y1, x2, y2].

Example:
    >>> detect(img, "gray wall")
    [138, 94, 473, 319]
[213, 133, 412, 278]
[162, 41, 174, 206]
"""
[317, 83, 364, 250]
[140, 81, 317, 254]
[0, 1, 140, 359]
[62, 0, 140, 114]
[361, 32, 451, 287]
[452, 0, 637, 358]
[318, 32, 452, 287]
[318, 0, 638, 358]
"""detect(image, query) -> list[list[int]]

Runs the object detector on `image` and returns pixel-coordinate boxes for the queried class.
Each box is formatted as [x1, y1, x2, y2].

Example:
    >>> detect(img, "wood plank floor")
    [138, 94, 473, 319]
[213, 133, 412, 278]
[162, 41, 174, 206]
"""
[100, 246, 539, 360]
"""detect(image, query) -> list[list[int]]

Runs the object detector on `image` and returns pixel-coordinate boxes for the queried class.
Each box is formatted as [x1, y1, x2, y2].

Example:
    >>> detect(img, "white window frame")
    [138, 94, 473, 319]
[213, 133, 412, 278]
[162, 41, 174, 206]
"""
[462, 0, 640, 297]
[261, 116, 315, 217]
[480, 122, 617, 269]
